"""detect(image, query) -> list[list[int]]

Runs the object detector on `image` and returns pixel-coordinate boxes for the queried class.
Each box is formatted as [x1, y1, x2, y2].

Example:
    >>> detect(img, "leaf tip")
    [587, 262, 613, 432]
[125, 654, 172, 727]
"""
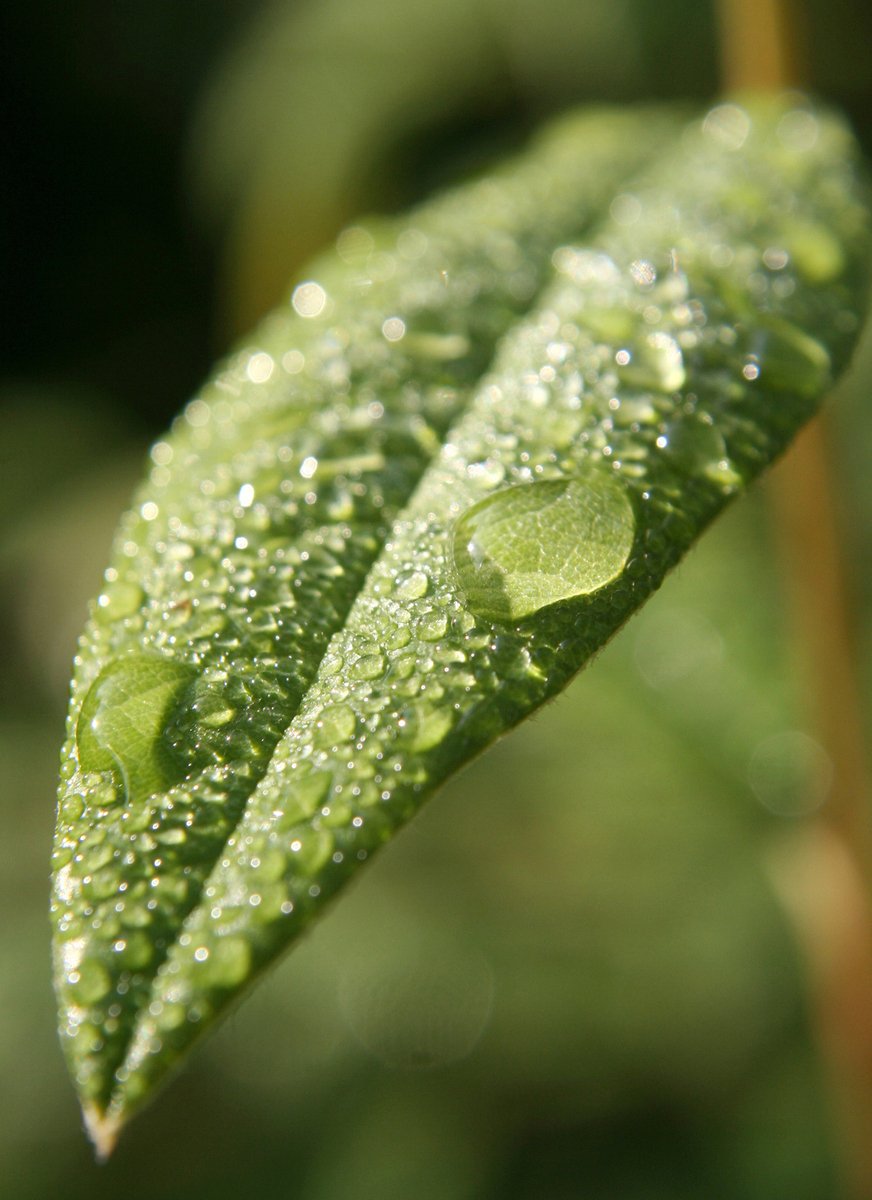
[82, 1103, 122, 1163]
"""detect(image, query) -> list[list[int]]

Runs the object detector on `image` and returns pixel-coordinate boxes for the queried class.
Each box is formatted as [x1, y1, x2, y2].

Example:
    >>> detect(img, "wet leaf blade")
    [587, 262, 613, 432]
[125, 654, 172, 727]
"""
[51, 106, 679, 1138]
[52, 97, 872, 1146]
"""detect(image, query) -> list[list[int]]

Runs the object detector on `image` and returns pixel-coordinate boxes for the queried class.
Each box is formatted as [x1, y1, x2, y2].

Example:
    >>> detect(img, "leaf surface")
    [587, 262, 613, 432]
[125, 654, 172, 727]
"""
[51, 97, 871, 1152]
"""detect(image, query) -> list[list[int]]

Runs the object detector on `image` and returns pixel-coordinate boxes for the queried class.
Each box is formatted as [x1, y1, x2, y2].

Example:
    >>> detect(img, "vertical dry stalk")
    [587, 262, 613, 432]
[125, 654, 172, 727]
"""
[716, 1, 872, 1196]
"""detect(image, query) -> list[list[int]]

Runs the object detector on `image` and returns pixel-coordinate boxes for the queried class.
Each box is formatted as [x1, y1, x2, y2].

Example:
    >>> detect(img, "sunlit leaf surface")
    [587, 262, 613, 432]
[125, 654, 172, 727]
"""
[51, 96, 871, 1152]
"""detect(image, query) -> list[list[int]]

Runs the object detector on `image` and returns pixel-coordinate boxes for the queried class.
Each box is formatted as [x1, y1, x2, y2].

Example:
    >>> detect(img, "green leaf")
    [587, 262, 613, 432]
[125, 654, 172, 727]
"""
[52, 96, 871, 1153]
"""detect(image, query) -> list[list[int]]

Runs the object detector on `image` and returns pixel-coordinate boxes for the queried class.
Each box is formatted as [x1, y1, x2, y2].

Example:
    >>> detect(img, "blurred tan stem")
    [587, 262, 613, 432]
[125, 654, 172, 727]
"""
[717, 1, 872, 1197]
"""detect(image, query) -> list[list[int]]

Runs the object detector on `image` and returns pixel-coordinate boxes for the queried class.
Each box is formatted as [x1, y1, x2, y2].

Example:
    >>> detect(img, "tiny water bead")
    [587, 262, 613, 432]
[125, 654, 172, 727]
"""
[76, 654, 197, 805]
[451, 471, 636, 623]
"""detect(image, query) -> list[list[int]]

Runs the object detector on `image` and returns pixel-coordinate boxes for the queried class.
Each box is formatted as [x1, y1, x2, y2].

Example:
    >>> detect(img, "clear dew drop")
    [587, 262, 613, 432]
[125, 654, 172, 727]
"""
[415, 612, 449, 642]
[750, 318, 831, 397]
[96, 580, 144, 620]
[76, 654, 197, 805]
[355, 653, 386, 680]
[69, 958, 112, 1006]
[466, 459, 506, 488]
[451, 471, 636, 623]
[664, 414, 728, 474]
[192, 935, 252, 990]
[314, 705, 357, 747]
[394, 570, 429, 601]
[616, 331, 686, 393]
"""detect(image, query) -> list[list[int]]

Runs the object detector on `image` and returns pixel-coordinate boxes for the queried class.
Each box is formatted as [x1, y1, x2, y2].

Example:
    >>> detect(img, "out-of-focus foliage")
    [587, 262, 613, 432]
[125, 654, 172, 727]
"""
[189, 0, 717, 330]
[4, 0, 872, 1195]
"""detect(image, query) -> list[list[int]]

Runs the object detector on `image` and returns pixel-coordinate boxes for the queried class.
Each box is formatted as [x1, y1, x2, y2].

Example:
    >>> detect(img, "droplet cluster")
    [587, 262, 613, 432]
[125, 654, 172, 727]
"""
[53, 97, 872, 1134]
[52, 108, 678, 1116]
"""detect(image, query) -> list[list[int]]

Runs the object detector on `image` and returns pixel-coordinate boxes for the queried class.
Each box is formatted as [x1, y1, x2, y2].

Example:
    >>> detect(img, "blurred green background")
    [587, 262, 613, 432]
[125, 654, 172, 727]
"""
[4, 1, 872, 1196]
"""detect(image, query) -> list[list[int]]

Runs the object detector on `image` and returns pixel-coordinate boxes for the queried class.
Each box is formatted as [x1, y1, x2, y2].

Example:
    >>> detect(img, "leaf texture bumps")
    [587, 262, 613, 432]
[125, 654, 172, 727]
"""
[52, 97, 871, 1153]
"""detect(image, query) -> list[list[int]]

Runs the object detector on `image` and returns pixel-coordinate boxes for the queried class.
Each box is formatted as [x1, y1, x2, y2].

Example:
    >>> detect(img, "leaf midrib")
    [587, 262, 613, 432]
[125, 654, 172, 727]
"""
[98, 148, 674, 1111]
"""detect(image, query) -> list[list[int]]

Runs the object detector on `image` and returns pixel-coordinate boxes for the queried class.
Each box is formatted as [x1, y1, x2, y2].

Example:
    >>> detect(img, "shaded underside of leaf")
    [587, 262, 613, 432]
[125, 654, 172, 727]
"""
[52, 95, 871, 1148]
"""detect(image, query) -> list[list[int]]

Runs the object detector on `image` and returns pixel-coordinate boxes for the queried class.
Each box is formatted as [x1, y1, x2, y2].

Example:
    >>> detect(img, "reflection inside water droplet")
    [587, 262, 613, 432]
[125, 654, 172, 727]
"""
[451, 471, 636, 623]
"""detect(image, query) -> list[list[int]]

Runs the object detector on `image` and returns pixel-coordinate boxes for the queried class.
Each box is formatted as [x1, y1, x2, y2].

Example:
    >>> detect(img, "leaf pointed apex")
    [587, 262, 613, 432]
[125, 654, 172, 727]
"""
[82, 1103, 122, 1163]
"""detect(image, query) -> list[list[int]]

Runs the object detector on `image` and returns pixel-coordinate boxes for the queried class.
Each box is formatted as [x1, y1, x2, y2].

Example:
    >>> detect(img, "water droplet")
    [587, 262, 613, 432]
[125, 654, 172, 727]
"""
[70, 958, 111, 1005]
[195, 936, 252, 989]
[96, 580, 144, 620]
[314, 705, 357, 747]
[287, 829, 333, 874]
[466, 460, 506, 489]
[245, 352, 274, 384]
[355, 653, 386, 680]
[198, 704, 236, 729]
[617, 331, 685, 392]
[275, 772, 332, 828]
[76, 654, 197, 804]
[452, 471, 636, 623]
[394, 570, 429, 601]
[751, 318, 831, 397]
[408, 707, 454, 753]
[415, 612, 449, 642]
[664, 414, 727, 472]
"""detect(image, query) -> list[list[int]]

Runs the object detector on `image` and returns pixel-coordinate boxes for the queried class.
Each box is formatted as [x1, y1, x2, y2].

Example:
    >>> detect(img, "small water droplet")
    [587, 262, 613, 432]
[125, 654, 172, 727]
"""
[664, 414, 727, 473]
[415, 612, 449, 642]
[751, 318, 831, 397]
[617, 331, 685, 392]
[275, 772, 332, 828]
[408, 707, 454, 753]
[451, 471, 636, 623]
[314, 705, 357, 747]
[196, 931, 250, 988]
[466, 460, 506, 488]
[70, 958, 111, 1005]
[394, 570, 429, 601]
[96, 580, 144, 620]
[355, 653, 386, 680]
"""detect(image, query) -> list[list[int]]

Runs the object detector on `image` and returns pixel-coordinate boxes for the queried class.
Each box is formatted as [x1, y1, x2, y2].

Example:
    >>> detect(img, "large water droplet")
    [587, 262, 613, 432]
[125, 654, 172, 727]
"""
[451, 472, 636, 623]
[77, 654, 197, 804]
